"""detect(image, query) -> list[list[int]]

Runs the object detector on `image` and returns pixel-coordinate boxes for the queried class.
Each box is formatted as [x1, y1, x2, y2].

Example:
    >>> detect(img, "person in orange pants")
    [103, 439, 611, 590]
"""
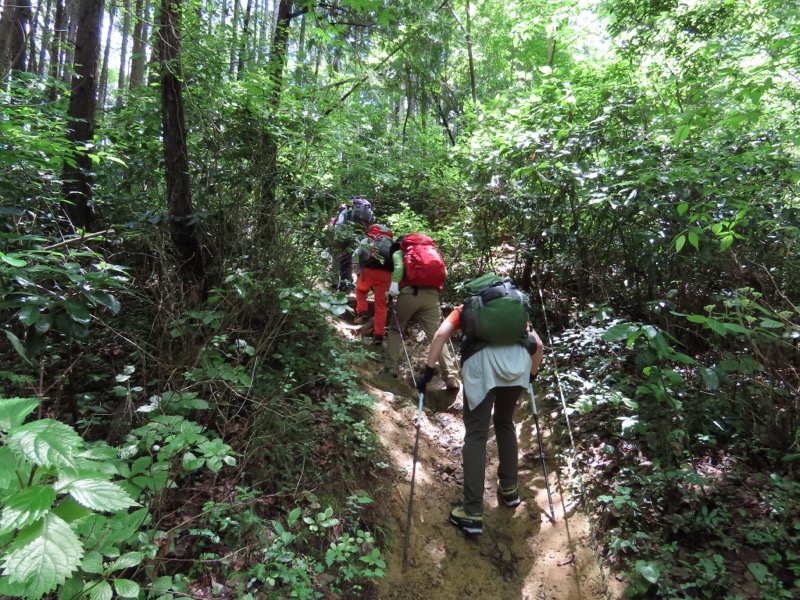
[354, 224, 394, 345]
[355, 268, 393, 344]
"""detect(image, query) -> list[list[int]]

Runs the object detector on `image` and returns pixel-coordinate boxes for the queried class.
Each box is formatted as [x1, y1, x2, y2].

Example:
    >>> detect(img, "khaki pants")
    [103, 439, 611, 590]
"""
[385, 286, 457, 379]
[462, 386, 523, 514]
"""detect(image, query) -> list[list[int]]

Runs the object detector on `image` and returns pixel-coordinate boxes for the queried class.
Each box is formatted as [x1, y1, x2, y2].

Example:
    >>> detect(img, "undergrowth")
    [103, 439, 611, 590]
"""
[540, 304, 800, 599]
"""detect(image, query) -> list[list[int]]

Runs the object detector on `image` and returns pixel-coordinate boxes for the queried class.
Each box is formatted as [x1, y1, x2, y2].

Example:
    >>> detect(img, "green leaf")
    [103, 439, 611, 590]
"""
[64, 479, 139, 512]
[1, 254, 27, 267]
[83, 291, 121, 315]
[0, 397, 39, 431]
[747, 562, 769, 583]
[150, 575, 174, 593]
[635, 559, 660, 583]
[676, 202, 689, 216]
[674, 235, 686, 252]
[81, 551, 105, 575]
[86, 580, 113, 600]
[1, 513, 84, 598]
[5, 331, 30, 364]
[113, 578, 141, 598]
[58, 576, 84, 600]
[602, 322, 640, 343]
[723, 322, 750, 335]
[759, 319, 784, 329]
[8, 419, 83, 469]
[687, 230, 699, 250]
[701, 368, 719, 391]
[63, 300, 91, 324]
[108, 552, 144, 572]
[51, 497, 93, 524]
[674, 124, 690, 146]
[0, 485, 56, 535]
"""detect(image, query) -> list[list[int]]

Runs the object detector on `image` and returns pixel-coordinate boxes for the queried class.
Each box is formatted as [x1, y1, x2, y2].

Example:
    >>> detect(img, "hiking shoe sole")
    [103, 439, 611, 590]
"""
[498, 480, 521, 507]
[449, 507, 483, 535]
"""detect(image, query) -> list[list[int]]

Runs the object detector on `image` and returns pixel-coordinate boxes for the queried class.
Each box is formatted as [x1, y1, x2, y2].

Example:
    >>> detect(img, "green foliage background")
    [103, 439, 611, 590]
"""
[1, 0, 798, 597]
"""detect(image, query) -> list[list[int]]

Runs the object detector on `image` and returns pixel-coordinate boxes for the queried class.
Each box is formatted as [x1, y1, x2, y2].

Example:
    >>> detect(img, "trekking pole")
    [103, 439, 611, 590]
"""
[389, 298, 418, 387]
[529, 380, 556, 523]
[402, 390, 425, 569]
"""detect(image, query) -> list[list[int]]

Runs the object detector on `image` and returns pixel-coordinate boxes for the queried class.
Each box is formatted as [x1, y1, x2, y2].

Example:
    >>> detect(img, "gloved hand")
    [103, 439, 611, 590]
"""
[416, 365, 436, 394]
[387, 281, 400, 297]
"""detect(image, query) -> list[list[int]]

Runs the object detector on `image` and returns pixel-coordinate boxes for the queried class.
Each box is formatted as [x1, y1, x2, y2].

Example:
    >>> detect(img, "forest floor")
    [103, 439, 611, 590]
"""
[336, 312, 627, 600]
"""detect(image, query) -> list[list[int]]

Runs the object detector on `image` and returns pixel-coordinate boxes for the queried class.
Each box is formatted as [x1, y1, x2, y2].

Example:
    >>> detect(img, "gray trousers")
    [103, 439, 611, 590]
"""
[462, 386, 523, 514]
[385, 286, 457, 379]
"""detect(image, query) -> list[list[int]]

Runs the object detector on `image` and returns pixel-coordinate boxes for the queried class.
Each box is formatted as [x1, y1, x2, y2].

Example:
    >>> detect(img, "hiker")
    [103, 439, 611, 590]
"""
[332, 197, 375, 291]
[384, 233, 459, 390]
[415, 275, 544, 535]
[353, 224, 394, 345]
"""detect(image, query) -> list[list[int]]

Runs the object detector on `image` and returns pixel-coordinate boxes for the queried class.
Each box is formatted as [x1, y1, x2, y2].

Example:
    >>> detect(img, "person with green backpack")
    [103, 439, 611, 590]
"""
[415, 274, 543, 536]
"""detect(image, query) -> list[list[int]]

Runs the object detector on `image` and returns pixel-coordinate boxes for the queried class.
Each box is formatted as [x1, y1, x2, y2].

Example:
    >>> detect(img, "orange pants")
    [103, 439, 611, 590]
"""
[355, 268, 393, 336]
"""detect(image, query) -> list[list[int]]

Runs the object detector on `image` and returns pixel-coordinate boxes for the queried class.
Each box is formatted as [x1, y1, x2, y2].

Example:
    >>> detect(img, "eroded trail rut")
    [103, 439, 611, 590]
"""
[343, 318, 624, 600]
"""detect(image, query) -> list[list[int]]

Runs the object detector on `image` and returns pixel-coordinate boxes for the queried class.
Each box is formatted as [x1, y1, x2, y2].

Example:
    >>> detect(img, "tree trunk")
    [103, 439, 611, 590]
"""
[117, 0, 131, 103]
[129, 0, 148, 89]
[229, 0, 239, 76]
[255, 0, 268, 65]
[236, 0, 252, 77]
[37, 0, 53, 77]
[26, 0, 39, 73]
[0, 0, 15, 77]
[159, 0, 204, 285]
[61, 0, 103, 231]
[465, 0, 476, 104]
[1, 0, 32, 73]
[258, 0, 291, 223]
[62, 0, 79, 82]
[47, 0, 64, 99]
[98, 0, 116, 107]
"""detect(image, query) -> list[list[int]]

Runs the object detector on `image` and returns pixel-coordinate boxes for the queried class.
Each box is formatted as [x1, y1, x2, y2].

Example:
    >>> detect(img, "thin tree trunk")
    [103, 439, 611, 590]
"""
[98, 0, 116, 107]
[465, 0, 476, 103]
[129, 0, 148, 89]
[61, 0, 103, 231]
[258, 0, 291, 223]
[47, 0, 64, 99]
[26, 0, 39, 73]
[116, 0, 130, 104]
[37, 0, 52, 76]
[9, 0, 32, 72]
[255, 0, 267, 64]
[62, 0, 79, 82]
[159, 0, 204, 285]
[0, 0, 15, 77]
[236, 0, 251, 77]
[229, 0, 239, 75]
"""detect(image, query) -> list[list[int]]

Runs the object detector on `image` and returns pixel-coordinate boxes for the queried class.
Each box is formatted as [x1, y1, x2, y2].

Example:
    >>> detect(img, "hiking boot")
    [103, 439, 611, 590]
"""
[353, 312, 368, 324]
[337, 281, 355, 292]
[445, 375, 459, 391]
[497, 480, 521, 507]
[373, 334, 384, 346]
[449, 507, 483, 535]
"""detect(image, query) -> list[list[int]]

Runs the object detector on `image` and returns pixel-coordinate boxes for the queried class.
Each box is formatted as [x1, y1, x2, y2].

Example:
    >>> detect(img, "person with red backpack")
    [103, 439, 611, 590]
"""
[384, 234, 459, 389]
[353, 224, 394, 345]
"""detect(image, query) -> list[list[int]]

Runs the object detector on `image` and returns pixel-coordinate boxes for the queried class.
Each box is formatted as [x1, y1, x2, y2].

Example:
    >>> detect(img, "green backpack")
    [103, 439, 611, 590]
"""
[460, 274, 530, 344]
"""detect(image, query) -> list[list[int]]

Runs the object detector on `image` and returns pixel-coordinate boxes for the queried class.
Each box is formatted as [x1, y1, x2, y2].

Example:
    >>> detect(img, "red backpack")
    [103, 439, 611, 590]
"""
[399, 234, 446, 290]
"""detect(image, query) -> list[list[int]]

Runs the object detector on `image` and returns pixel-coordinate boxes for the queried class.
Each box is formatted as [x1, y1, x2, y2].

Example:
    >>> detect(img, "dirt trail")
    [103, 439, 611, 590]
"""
[342, 316, 625, 600]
